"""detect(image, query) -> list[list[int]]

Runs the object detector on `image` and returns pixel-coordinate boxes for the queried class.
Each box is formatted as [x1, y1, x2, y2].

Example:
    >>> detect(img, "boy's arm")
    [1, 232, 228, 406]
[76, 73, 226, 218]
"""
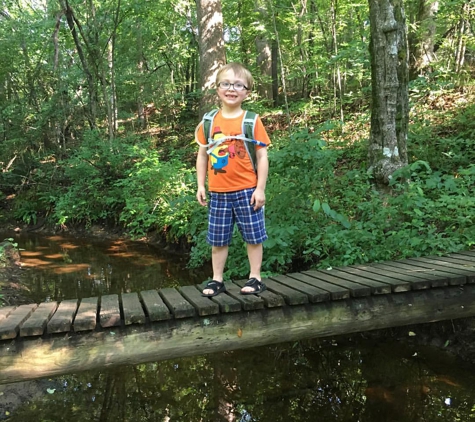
[251, 147, 268, 210]
[196, 146, 208, 206]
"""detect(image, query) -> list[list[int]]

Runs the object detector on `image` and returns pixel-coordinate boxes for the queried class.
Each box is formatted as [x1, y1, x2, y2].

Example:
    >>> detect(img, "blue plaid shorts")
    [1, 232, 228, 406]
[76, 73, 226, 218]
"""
[207, 188, 267, 247]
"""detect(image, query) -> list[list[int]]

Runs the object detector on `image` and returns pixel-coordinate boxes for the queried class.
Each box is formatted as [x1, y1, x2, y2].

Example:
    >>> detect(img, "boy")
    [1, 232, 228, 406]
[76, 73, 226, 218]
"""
[195, 62, 271, 297]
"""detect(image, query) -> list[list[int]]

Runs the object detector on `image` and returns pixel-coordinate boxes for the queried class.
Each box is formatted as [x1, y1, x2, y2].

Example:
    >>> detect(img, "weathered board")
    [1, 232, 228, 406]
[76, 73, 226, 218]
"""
[121, 292, 146, 325]
[139, 290, 171, 321]
[74, 297, 98, 332]
[20, 302, 58, 337]
[100, 294, 121, 328]
[0, 304, 37, 340]
[47, 299, 78, 334]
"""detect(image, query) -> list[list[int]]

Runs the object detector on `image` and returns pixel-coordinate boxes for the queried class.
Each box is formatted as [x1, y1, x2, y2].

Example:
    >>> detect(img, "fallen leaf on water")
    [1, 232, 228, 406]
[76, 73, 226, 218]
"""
[237, 328, 242, 338]
[408, 331, 416, 337]
[46, 388, 56, 394]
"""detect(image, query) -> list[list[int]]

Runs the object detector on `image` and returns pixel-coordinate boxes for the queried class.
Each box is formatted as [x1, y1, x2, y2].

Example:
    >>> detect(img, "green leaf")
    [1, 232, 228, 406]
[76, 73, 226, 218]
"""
[313, 199, 321, 212]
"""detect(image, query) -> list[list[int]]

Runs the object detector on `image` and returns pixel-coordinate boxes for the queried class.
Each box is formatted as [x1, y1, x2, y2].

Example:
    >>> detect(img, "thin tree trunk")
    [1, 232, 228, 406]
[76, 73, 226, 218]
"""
[60, 0, 97, 129]
[454, 3, 469, 74]
[368, 0, 409, 185]
[408, 0, 439, 79]
[255, 0, 273, 104]
[331, 0, 344, 124]
[268, 0, 291, 129]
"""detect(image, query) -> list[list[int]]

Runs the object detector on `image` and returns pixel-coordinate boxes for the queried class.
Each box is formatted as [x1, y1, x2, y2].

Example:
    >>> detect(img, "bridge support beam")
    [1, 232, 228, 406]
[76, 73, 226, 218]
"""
[1, 285, 475, 384]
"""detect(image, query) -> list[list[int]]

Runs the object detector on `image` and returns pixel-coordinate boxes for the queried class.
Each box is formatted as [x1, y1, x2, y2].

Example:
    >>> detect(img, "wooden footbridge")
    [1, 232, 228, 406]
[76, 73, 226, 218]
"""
[1, 250, 475, 384]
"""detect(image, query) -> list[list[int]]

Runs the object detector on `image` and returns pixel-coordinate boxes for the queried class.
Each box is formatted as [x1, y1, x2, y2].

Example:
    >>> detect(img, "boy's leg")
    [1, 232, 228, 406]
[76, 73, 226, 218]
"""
[241, 242, 263, 293]
[202, 245, 228, 296]
[203, 246, 229, 295]
[212, 245, 229, 282]
[203, 191, 234, 296]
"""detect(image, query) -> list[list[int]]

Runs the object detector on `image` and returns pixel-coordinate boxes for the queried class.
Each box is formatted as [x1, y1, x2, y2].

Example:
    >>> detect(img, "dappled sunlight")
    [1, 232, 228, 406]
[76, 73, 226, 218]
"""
[21, 258, 59, 268]
[58, 242, 80, 250]
[52, 264, 90, 275]
[44, 254, 65, 260]
[20, 251, 44, 257]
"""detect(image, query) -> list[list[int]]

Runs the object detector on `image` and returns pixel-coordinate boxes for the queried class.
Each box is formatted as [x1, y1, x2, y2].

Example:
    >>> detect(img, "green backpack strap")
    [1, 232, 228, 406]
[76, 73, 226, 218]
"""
[202, 109, 220, 142]
[242, 110, 258, 173]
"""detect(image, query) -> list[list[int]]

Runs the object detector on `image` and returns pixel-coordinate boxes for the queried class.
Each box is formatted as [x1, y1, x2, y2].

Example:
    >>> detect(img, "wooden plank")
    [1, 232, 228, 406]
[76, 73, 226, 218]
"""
[323, 268, 391, 295]
[437, 255, 475, 268]
[450, 250, 475, 260]
[286, 273, 350, 300]
[224, 282, 266, 311]
[179, 285, 219, 316]
[0, 304, 37, 340]
[377, 261, 449, 288]
[411, 257, 475, 283]
[256, 278, 308, 305]
[302, 270, 371, 297]
[4, 284, 475, 384]
[363, 263, 432, 290]
[47, 299, 78, 334]
[159, 288, 195, 319]
[341, 265, 412, 292]
[269, 274, 330, 303]
[74, 297, 98, 332]
[402, 258, 467, 286]
[20, 302, 58, 337]
[208, 287, 242, 313]
[445, 253, 475, 264]
[121, 292, 146, 325]
[140, 290, 171, 321]
[0, 306, 16, 322]
[100, 294, 121, 328]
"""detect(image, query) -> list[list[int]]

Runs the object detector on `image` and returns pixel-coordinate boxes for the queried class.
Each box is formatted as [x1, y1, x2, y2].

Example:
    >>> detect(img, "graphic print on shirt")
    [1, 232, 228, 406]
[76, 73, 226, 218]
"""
[209, 126, 246, 175]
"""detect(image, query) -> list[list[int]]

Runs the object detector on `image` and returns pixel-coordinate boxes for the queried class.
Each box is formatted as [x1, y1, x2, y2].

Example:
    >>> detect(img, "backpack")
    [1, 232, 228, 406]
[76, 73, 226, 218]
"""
[201, 109, 263, 173]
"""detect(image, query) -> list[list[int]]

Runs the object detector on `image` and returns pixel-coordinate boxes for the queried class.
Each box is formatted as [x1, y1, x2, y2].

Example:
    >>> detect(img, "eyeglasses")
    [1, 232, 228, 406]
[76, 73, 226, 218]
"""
[217, 81, 249, 91]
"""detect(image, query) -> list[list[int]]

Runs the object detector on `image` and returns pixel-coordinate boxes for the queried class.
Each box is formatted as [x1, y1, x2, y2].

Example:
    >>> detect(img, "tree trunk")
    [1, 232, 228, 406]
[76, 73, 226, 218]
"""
[195, 0, 226, 119]
[255, 1, 273, 104]
[60, 0, 98, 129]
[408, 0, 439, 80]
[368, 0, 409, 185]
[454, 2, 469, 74]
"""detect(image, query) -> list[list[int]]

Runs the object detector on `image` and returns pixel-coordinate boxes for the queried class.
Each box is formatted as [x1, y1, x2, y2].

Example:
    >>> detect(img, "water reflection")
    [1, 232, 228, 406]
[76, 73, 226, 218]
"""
[3, 337, 475, 421]
[3, 231, 209, 303]
[2, 233, 475, 421]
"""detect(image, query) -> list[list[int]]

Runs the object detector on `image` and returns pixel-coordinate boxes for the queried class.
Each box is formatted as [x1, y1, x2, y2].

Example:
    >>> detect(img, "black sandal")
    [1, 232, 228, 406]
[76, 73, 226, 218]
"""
[240, 278, 266, 295]
[202, 280, 226, 297]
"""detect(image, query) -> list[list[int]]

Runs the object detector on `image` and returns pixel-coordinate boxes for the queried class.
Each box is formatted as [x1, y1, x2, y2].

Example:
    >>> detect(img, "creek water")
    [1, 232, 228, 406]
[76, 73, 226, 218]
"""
[1, 232, 475, 421]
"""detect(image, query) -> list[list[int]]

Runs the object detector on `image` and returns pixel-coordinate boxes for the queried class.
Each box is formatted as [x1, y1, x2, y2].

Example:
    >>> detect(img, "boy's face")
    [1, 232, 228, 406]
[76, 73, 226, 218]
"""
[216, 69, 249, 109]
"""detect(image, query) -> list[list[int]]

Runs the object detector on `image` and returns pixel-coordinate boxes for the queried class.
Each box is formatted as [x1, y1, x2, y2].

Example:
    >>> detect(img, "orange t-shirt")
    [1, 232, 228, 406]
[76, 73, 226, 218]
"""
[196, 110, 271, 192]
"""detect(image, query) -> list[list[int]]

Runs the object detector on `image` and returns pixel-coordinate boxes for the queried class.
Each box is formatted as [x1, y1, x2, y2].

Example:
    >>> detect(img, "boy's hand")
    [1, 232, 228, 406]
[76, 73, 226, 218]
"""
[197, 187, 207, 206]
[250, 188, 265, 210]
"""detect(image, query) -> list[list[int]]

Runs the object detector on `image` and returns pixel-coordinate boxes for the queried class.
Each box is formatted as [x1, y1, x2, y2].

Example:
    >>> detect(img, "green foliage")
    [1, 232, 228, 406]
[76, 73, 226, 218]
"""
[115, 149, 199, 241]
[52, 131, 130, 226]
[48, 131, 200, 242]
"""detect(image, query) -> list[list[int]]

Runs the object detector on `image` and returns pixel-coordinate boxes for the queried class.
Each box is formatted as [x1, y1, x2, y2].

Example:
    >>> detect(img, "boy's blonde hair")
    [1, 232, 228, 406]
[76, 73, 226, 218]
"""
[216, 63, 254, 91]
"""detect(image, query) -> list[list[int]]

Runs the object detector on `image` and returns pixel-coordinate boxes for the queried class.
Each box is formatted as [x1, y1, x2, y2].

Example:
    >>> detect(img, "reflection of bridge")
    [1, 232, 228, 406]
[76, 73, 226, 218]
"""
[1, 251, 475, 384]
